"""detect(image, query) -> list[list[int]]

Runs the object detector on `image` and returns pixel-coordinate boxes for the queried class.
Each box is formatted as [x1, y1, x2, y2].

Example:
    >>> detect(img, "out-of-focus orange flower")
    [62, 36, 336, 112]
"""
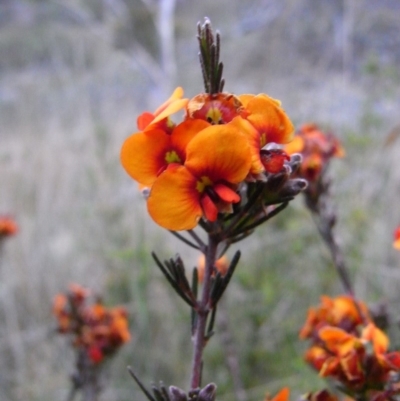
[264, 387, 290, 401]
[121, 119, 210, 187]
[299, 295, 369, 340]
[393, 227, 400, 250]
[147, 122, 252, 230]
[68, 283, 90, 306]
[53, 284, 131, 365]
[197, 254, 229, 283]
[302, 295, 400, 396]
[137, 87, 189, 133]
[0, 216, 18, 238]
[284, 123, 344, 182]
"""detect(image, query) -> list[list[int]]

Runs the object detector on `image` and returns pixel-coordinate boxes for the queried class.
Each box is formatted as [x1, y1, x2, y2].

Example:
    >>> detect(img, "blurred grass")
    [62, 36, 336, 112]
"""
[1, 0, 400, 400]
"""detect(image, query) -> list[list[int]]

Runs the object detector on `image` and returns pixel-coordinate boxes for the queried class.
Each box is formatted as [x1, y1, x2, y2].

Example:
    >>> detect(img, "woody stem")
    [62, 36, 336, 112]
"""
[190, 233, 219, 390]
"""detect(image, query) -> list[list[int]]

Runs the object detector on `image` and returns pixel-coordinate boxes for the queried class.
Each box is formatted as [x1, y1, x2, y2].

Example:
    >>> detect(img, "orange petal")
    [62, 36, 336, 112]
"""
[340, 349, 364, 381]
[185, 123, 252, 183]
[237, 94, 255, 108]
[121, 129, 174, 186]
[284, 136, 305, 154]
[361, 323, 389, 355]
[244, 94, 294, 144]
[147, 165, 202, 231]
[304, 345, 329, 371]
[200, 193, 219, 222]
[318, 327, 359, 356]
[319, 356, 340, 377]
[154, 87, 184, 115]
[230, 116, 264, 175]
[171, 119, 211, 156]
[137, 112, 155, 131]
[152, 98, 189, 125]
[213, 183, 240, 203]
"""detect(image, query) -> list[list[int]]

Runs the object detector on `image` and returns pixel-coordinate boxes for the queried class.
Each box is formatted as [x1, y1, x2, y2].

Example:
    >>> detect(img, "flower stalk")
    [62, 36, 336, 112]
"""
[190, 233, 219, 390]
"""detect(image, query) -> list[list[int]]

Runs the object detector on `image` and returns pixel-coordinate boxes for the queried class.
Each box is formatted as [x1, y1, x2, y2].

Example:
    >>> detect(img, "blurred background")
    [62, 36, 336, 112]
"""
[1, 0, 400, 400]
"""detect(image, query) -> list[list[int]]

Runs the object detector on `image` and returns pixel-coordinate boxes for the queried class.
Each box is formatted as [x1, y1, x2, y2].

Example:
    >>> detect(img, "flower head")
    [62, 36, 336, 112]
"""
[299, 295, 369, 340]
[301, 295, 400, 396]
[147, 122, 252, 230]
[185, 92, 294, 177]
[53, 284, 131, 365]
[285, 123, 344, 182]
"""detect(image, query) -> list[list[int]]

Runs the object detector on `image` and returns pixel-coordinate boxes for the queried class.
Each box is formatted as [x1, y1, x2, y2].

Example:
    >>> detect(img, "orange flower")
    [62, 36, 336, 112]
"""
[185, 92, 244, 124]
[53, 284, 131, 364]
[137, 87, 189, 133]
[147, 122, 252, 230]
[197, 254, 229, 283]
[393, 227, 400, 250]
[299, 295, 369, 339]
[121, 119, 210, 187]
[68, 283, 90, 306]
[309, 327, 366, 385]
[303, 318, 400, 394]
[285, 124, 344, 156]
[285, 123, 344, 182]
[0, 216, 18, 237]
[238, 93, 294, 145]
[361, 323, 389, 356]
[185, 92, 294, 177]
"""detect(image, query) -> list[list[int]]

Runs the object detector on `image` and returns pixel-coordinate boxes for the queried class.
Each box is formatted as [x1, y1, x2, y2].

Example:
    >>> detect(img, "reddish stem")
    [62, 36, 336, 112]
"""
[190, 233, 219, 390]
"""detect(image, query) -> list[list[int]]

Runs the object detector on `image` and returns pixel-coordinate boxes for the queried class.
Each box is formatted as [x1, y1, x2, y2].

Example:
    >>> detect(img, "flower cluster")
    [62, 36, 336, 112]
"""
[285, 123, 344, 183]
[53, 283, 131, 364]
[0, 215, 18, 238]
[300, 295, 400, 399]
[121, 87, 299, 232]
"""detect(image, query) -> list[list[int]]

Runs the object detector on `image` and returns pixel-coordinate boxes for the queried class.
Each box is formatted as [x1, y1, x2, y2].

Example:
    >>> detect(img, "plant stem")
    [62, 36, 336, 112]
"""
[313, 214, 354, 296]
[190, 233, 219, 390]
